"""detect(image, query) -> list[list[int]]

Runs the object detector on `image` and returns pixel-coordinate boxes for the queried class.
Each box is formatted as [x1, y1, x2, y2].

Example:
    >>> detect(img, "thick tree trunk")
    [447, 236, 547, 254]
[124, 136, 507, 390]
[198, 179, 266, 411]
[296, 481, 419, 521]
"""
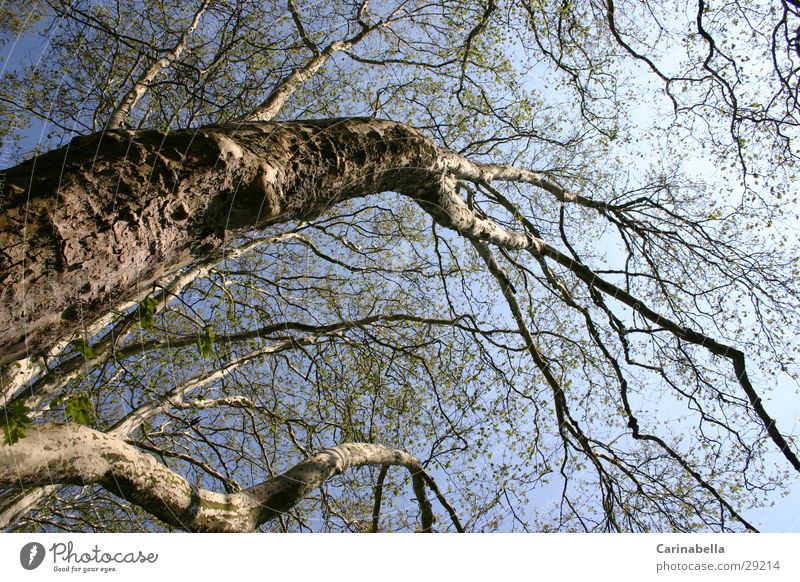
[0, 118, 450, 364]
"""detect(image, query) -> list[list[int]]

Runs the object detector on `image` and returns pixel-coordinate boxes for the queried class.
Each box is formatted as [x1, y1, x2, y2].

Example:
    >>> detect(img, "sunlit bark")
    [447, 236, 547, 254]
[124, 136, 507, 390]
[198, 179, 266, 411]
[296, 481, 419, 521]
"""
[0, 424, 441, 532]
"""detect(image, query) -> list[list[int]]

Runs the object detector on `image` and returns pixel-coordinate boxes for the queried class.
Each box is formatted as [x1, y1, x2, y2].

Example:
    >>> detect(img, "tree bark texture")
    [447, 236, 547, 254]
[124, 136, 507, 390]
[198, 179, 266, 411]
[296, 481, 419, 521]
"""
[0, 118, 475, 364]
[0, 423, 431, 532]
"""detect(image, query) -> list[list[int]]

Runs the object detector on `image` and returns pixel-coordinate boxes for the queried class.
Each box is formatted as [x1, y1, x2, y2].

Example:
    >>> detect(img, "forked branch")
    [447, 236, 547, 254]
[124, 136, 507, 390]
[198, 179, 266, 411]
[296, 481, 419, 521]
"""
[0, 424, 458, 532]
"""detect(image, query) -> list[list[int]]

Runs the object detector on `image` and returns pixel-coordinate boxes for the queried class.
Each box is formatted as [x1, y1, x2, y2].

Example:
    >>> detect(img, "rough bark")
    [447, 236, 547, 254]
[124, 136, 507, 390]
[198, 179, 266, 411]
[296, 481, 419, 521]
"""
[0, 423, 435, 532]
[5, 115, 794, 489]
[0, 116, 549, 365]
[1, 111, 559, 368]
[0, 424, 257, 532]
[0, 118, 446, 364]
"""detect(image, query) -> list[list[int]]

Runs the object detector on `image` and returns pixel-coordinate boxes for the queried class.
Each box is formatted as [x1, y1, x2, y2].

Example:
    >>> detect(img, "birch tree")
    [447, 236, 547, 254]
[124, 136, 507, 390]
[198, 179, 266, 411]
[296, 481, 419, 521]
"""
[1, 0, 799, 532]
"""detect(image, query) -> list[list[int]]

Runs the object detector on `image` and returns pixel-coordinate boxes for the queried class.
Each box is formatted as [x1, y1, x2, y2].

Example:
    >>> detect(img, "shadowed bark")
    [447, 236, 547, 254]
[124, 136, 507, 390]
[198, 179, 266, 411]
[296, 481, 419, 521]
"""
[0, 118, 444, 363]
[2, 116, 797, 486]
[0, 116, 544, 366]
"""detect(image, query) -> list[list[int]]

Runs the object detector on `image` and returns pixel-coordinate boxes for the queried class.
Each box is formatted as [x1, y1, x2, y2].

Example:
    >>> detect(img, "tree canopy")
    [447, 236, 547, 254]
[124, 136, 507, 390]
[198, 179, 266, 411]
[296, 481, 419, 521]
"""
[0, 0, 799, 533]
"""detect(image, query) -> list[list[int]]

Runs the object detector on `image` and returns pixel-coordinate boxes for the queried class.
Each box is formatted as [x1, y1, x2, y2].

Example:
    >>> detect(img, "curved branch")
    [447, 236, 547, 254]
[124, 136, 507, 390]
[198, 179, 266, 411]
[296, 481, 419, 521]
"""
[471, 186, 800, 474]
[0, 424, 450, 532]
[604, 0, 679, 112]
[247, 441, 435, 531]
[2, 115, 794, 476]
[1, 423, 253, 532]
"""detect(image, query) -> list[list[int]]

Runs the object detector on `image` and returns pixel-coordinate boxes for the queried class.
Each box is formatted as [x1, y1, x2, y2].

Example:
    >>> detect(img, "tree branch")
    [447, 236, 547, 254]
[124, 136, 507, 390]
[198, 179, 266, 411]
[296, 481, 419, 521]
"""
[239, 14, 385, 122]
[0, 424, 451, 532]
[106, 0, 211, 129]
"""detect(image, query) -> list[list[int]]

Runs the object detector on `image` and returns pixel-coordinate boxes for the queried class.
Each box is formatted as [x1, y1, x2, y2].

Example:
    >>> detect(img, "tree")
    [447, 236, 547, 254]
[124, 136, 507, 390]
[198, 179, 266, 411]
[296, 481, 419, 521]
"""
[0, 0, 799, 532]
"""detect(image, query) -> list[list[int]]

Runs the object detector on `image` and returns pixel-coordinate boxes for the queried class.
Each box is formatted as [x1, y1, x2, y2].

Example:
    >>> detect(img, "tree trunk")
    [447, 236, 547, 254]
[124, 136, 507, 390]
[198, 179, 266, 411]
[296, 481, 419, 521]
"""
[0, 118, 448, 364]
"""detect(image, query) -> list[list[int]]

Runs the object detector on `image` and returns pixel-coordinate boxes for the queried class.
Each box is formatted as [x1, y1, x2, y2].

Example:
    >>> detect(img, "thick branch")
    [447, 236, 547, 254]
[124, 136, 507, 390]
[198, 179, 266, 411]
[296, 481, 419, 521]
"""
[0, 118, 442, 363]
[2, 114, 794, 478]
[0, 424, 446, 532]
[0, 487, 55, 529]
[0, 117, 527, 364]
[246, 442, 434, 531]
[0, 423, 254, 532]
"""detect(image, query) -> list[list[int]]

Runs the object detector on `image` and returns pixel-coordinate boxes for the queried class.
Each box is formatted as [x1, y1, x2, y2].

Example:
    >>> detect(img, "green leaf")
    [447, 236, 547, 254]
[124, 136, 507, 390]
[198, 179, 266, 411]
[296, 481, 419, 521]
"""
[64, 393, 94, 426]
[70, 338, 94, 359]
[197, 327, 216, 359]
[137, 297, 159, 330]
[1, 400, 31, 446]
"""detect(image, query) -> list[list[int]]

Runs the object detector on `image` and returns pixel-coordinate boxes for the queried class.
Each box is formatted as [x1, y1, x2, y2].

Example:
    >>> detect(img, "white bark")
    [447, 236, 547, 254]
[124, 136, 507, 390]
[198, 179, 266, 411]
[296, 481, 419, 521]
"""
[247, 442, 434, 530]
[107, 332, 332, 436]
[0, 487, 55, 528]
[106, 0, 211, 129]
[241, 2, 391, 122]
[0, 424, 437, 532]
[242, 40, 350, 122]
